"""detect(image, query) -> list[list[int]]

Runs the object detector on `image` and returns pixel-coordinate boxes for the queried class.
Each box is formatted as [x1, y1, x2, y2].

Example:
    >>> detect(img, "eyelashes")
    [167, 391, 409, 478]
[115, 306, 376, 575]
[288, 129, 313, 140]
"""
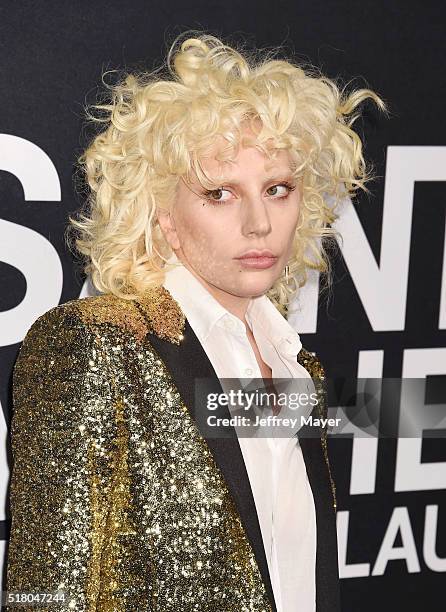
[202, 181, 297, 205]
[268, 181, 297, 197]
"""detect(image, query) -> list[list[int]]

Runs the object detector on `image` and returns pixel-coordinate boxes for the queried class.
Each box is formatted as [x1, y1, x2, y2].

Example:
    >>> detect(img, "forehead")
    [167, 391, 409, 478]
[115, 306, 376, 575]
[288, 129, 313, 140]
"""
[193, 135, 293, 183]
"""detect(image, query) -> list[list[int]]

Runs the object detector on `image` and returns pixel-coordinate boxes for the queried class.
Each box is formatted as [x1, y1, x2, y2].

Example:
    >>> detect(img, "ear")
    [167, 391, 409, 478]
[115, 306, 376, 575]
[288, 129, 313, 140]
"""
[156, 207, 181, 250]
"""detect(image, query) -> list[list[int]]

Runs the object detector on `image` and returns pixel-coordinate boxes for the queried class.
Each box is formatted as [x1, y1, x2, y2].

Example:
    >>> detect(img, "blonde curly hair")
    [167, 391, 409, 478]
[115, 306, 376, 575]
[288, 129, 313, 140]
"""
[67, 30, 388, 314]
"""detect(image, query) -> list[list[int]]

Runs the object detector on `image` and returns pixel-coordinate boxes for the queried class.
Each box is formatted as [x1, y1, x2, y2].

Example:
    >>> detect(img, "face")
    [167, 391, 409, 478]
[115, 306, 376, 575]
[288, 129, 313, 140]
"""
[157, 129, 301, 310]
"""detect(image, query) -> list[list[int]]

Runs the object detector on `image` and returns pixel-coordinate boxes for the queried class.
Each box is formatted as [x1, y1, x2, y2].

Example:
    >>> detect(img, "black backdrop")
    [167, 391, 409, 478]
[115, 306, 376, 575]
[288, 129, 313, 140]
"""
[1, 2, 445, 610]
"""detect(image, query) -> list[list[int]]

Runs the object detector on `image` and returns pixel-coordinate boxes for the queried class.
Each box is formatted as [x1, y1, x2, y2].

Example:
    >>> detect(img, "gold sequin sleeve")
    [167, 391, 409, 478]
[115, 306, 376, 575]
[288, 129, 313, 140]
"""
[6, 305, 123, 610]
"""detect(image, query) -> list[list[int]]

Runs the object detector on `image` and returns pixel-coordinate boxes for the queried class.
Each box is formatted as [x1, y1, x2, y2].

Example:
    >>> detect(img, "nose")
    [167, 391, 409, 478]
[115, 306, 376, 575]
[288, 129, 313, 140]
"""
[241, 195, 272, 238]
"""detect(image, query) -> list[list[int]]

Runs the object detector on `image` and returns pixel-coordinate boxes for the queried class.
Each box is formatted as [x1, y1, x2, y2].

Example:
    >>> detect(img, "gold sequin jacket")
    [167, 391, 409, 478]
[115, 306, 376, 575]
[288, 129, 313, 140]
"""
[6, 286, 340, 611]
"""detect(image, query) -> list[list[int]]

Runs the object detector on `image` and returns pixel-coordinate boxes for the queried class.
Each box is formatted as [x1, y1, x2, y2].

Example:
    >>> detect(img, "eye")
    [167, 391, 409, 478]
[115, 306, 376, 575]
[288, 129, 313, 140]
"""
[201, 182, 296, 205]
[202, 187, 232, 204]
[266, 183, 296, 198]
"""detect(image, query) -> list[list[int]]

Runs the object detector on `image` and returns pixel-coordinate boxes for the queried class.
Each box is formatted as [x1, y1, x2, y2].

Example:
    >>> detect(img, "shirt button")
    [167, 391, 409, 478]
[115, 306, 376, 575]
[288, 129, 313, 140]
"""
[245, 367, 254, 376]
[225, 318, 236, 330]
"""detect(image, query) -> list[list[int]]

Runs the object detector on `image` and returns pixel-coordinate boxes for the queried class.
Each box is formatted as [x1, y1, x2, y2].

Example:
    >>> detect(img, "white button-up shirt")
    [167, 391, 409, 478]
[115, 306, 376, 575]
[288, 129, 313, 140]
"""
[163, 252, 316, 612]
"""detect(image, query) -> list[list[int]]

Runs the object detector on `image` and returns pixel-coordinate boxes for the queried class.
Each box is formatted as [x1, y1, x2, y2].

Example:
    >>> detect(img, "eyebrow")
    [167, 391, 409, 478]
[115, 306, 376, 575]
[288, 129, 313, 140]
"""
[206, 173, 294, 186]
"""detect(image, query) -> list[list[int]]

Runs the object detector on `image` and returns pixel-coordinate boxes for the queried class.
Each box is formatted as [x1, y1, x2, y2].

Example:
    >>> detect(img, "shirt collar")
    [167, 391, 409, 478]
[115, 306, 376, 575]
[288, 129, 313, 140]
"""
[162, 251, 302, 358]
[246, 295, 302, 357]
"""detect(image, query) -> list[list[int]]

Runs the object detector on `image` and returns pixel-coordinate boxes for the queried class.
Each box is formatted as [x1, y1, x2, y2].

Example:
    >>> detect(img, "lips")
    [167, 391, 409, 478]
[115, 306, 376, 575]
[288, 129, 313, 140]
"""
[235, 249, 276, 259]
[234, 250, 278, 270]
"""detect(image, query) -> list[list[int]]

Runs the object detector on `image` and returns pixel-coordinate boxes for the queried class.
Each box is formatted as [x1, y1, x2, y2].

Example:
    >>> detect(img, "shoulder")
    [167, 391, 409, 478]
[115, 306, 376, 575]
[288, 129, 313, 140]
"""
[21, 293, 147, 343]
[19, 285, 186, 353]
[13, 293, 150, 406]
[67, 292, 151, 342]
[14, 287, 185, 388]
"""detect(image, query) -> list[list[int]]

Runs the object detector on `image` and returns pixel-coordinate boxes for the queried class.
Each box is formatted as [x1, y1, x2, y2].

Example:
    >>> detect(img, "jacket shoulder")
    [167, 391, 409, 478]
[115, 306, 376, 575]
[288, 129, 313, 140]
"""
[62, 292, 150, 343]
[20, 294, 149, 340]
[21, 285, 186, 347]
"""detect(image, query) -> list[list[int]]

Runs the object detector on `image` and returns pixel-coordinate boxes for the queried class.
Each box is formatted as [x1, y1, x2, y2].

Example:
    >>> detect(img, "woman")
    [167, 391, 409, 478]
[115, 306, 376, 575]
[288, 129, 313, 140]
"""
[6, 32, 387, 611]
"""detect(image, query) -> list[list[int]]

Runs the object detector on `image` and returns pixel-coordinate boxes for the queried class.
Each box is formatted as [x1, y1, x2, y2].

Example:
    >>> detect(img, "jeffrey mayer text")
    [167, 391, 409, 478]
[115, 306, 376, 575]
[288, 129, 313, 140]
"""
[207, 414, 342, 428]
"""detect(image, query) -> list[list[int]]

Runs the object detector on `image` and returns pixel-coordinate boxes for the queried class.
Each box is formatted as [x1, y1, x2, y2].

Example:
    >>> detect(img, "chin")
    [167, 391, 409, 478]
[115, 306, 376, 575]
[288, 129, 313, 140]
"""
[235, 276, 276, 298]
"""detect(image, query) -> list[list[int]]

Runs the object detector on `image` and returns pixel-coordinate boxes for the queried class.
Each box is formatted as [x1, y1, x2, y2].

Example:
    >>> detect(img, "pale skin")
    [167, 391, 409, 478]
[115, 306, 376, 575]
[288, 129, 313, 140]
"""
[156, 127, 302, 398]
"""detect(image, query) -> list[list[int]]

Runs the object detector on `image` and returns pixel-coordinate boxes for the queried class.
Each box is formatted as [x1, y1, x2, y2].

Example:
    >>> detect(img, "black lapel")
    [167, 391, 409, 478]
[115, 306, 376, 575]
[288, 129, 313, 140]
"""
[141, 316, 278, 612]
[298, 400, 341, 611]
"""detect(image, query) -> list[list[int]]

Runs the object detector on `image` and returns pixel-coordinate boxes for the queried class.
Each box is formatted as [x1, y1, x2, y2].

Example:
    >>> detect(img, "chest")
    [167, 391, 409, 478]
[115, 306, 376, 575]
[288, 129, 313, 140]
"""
[245, 324, 273, 379]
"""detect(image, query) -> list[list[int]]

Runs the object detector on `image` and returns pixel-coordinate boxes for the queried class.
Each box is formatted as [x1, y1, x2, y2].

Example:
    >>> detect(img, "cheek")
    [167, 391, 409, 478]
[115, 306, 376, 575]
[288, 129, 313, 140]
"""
[273, 205, 300, 261]
[277, 205, 299, 240]
[176, 208, 228, 260]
